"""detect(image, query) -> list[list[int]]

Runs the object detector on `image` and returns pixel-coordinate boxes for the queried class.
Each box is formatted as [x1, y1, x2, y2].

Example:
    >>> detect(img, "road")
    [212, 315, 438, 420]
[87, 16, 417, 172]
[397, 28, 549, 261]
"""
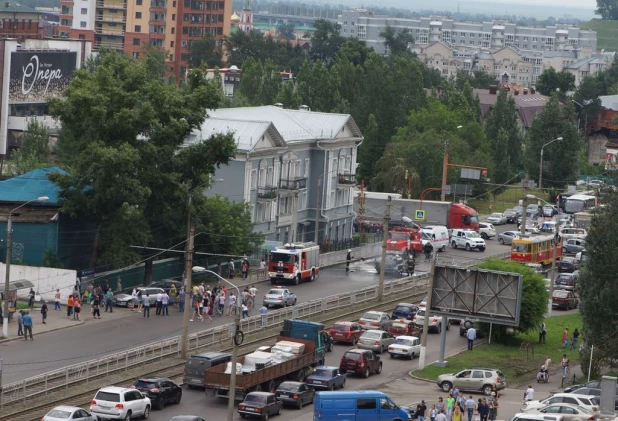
[1, 225, 514, 384]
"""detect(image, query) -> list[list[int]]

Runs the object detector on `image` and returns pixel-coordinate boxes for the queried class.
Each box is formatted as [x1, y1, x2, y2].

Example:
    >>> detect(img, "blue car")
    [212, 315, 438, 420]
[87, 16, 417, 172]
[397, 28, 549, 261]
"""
[391, 303, 419, 320]
[305, 366, 346, 391]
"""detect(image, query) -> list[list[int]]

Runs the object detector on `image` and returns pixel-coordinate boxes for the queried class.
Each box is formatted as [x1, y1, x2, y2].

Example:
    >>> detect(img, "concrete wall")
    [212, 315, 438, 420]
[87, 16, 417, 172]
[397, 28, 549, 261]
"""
[1, 263, 76, 301]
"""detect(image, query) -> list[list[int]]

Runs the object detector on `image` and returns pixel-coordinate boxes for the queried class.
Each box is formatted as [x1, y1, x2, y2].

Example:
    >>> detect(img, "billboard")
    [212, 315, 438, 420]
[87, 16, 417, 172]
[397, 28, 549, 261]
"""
[8, 51, 77, 103]
[606, 148, 618, 171]
[430, 265, 523, 326]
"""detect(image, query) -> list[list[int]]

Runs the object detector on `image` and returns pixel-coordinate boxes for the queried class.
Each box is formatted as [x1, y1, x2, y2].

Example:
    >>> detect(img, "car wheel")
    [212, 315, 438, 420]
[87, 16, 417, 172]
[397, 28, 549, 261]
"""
[364, 367, 370, 378]
[481, 233, 488, 240]
[124, 411, 132, 421]
[410, 352, 415, 360]
[263, 412, 269, 420]
[441, 382, 452, 393]
[376, 363, 383, 374]
[483, 385, 493, 396]
[293, 298, 297, 305]
[277, 406, 282, 415]
[157, 398, 165, 410]
[294, 276, 299, 285]
[441, 245, 447, 252]
[298, 399, 303, 409]
[499, 238, 504, 244]
[310, 270, 316, 282]
[465, 243, 471, 251]
[175, 391, 182, 404]
[562, 247, 567, 254]
[143, 406, 150, 419]
[390, 353, 395, 358]
[379, 345, 385, 354]
[452, 241, 457, 249]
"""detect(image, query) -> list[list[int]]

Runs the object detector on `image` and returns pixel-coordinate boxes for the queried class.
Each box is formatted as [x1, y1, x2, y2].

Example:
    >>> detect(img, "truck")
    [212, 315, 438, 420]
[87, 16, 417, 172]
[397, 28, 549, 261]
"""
[268, 242, 320, 285]
[203, 320, 332, 400]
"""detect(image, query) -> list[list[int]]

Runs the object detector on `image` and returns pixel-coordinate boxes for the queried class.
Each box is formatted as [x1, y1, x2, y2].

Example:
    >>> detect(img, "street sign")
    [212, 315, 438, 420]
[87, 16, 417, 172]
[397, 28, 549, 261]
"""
[442, 184, 451, 195]
[415, 210, 425, 220]
[461, 168, 481, 180]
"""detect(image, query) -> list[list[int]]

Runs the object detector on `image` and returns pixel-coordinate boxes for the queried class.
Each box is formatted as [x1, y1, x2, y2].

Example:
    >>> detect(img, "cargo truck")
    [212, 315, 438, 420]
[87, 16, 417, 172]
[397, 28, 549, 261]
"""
[203, 320, 332, 400]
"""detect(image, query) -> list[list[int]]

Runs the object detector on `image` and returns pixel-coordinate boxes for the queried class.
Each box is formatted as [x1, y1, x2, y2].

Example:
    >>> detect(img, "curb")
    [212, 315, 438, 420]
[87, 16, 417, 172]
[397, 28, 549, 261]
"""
[0, 318, 85, 344]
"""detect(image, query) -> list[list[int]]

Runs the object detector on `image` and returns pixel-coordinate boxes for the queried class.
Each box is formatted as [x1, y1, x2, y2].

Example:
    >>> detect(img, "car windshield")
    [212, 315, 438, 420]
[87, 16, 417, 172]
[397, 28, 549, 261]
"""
[390, 233, 410, 241]
[553, 291, 569, 298]
[134, 380, 156, 389]
[362, 332, 381, 339]
[331, 324, 350, 331]
[490, 213, 502, 218]
[245, 394, 266, 403]
[470, 215, 479, 223]
[313, 369, 333, 377]
[270, 252, 293, 264]
[395, 306, 413, 313]
[95, 391, 121, 402]
[504, 210, 515, 215]
[267, 289, 284, 295]
[557, 276, 573, 284]
[277, 383, 299, 392]
[394, 338, 414, 346]
[416, 310, 426, 317]
[562, 258, 577, 263]
[466, 231, 481, 238]
[46, 409, 72, 419]
[362, 312, 380, 320]
[343, 352, 361, 360]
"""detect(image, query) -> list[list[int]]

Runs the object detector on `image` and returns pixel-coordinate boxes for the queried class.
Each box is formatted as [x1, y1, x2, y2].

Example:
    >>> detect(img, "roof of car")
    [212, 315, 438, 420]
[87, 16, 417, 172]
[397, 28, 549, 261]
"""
[137, 377, 169, 382]
[345, 348, 372, 354]
[396, 302, 416, 306]
[333, 321, 354, 326]
[362, 329, 384, 334]
[50, 406, 85, 411]
[246, 391, 276, 397]
[278, 381, 304, 386]
[314, 365, 339, 370]
[362, 310, 386, 315]
[97, 386, 131, 393]
[395, 335, 420, 340]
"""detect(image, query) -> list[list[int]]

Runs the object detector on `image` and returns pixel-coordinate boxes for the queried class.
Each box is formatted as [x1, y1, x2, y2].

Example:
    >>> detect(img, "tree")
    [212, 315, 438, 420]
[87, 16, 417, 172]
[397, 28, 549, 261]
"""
[596, 0, 618, 19]
[187, 35, 223, 69]
[275, 82, 302, 109]
[338, 39, 372, 67]
[260, 59, 283, 106]
[308, 19, 345, 66]
[8, 119, 52, 175]
[379, 25, 414, 55]
[277, 21, 296, 40]
[356, 114, 381, 183]
[48, 51, 237, 268]
[238, 57, 265, 105]
[295, 59, 336, 112]
[42, 248, 64, 268]
[535, 67, 576, 97]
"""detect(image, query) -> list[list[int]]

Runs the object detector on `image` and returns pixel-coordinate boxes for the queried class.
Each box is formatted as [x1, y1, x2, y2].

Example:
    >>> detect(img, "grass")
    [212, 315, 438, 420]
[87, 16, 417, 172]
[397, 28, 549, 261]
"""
[15, 302, 40, 310]
[414, 313, 583, 387]
[581, 19, 618, 52]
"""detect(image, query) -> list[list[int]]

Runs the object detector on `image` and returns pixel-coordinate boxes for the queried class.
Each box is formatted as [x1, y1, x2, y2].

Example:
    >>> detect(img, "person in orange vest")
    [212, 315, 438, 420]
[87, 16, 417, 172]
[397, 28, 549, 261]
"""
[67, 295, 74, 319]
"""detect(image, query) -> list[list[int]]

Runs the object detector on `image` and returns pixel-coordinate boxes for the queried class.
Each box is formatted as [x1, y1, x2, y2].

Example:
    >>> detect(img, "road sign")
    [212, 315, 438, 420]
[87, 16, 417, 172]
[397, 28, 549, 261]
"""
[415, 210, 425, 220]
[442, 185, 451, 195]
[461, 168, 481, 180]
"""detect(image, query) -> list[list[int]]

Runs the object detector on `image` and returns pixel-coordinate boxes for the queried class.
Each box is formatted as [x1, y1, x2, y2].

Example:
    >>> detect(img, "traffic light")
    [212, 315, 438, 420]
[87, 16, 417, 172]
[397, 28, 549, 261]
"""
[481, 169, 488, 181]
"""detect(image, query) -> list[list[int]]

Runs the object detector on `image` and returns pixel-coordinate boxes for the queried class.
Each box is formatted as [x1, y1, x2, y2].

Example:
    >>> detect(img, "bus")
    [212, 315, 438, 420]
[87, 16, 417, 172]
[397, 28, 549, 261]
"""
[564, 194, 596, 214]
[557, 191, 576, 212]
[511, 234, 563, 265]
[573, 212, 592, 229]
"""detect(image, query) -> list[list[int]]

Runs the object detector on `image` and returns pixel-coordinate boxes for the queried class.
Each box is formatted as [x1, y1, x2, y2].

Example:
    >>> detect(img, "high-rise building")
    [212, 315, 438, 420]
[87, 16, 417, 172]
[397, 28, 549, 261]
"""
[58, 0, 231, 79]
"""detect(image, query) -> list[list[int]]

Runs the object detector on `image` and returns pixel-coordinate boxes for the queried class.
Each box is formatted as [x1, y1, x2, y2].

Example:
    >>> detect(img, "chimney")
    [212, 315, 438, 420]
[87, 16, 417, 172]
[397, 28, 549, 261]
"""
[489, 85, 497, 95]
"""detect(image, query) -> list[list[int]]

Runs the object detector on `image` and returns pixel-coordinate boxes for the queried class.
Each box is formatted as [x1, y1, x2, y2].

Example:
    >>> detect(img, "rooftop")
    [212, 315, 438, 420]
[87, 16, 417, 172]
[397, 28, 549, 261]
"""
[0, 167, 67, 206]
[0, 1, 39, 14]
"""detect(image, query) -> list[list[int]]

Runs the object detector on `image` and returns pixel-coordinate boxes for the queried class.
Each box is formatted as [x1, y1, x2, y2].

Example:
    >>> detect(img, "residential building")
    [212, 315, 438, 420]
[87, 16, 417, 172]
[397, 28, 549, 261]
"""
[0, 1, 42, 39]
[184, 105, 364, 244]
[471, 85, 549, 129]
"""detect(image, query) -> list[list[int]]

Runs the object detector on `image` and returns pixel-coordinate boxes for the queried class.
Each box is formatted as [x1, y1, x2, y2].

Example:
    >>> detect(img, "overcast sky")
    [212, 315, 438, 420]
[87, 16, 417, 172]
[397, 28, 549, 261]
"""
[474, 0, 595, 8]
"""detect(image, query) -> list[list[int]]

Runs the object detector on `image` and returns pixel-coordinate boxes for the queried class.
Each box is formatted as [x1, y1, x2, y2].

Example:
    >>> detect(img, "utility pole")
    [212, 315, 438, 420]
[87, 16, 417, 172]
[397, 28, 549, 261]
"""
[290, 190, 299, 244]
[180, 193, 195, 360]
[378, 196, 391, 302]
[521, 171, 529, 236]
[418, 250, 438, 369]
[314, 178, 322, 244]
[441, 145, 449, 202]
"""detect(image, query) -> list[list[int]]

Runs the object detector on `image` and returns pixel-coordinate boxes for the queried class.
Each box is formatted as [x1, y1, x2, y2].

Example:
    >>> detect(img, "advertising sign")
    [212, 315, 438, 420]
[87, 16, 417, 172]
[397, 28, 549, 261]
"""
[8, 51, 77, 103]
[606, 148, 618, 171]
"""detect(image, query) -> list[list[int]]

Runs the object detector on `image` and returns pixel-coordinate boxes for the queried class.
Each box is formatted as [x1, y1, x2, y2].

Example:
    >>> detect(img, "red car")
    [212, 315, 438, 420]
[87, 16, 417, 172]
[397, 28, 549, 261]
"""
[339, 349, 382, 378]
[387, 319, 422, 338]
[329, 321, 364, 345]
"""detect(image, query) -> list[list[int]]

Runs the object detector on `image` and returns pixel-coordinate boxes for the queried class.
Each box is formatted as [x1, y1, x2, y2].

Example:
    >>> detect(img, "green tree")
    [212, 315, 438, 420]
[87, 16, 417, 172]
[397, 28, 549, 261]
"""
[48, 51, 237, 268]
[535, 68, 576, 97]
[296, 59, 336, 111]
[259, 59, 283, 106]
[42, 248, 64, 268]
[238, 57, 265, 105]
[596, 0, 618, 19]
[275, 82, 302, 109]
[379, 25, 414, 55]
[277, 21, 296, 40]
[308, 19, 345, 66]
[356, 114, 381, 183]
[187, 35, 223, 69]
[338, 39, 372, 67]
[9, 119, 52, 175]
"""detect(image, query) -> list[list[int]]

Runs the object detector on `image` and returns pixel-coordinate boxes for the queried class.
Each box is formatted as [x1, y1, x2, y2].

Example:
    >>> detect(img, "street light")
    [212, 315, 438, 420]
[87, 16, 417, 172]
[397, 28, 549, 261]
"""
[539, 137, 563, 192]
[3, 196, 49, 338]
[191, 266, 241, 421]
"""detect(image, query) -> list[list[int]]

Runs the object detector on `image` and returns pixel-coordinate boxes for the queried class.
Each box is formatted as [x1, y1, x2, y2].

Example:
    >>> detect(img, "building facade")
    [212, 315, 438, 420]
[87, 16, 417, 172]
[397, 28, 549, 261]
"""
[184, 105, 363, 244]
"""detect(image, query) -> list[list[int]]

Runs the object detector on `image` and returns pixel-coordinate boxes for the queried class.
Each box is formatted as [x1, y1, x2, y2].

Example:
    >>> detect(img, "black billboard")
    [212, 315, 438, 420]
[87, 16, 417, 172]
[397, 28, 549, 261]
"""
[8, 51, 77, 103]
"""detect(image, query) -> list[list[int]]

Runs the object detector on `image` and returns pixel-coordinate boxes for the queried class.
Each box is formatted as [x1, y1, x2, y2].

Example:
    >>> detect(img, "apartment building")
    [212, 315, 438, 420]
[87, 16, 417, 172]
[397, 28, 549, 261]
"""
[58, 0, 231, 79]
[0, 2, 42, 39]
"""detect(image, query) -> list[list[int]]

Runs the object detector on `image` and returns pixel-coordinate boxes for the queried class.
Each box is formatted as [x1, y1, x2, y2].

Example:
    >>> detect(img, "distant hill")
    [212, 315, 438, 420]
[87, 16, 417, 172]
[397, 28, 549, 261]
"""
[581, 19, 618, 51]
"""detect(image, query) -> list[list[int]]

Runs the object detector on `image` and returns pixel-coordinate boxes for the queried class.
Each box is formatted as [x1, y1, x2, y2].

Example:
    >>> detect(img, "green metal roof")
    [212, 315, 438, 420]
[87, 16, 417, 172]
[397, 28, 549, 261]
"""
[0, 2, 40, 14]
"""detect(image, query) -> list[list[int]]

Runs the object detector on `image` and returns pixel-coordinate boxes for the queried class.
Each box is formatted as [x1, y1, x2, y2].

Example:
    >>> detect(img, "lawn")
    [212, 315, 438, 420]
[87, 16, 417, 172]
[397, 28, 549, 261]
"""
[414, 313, 582, 387]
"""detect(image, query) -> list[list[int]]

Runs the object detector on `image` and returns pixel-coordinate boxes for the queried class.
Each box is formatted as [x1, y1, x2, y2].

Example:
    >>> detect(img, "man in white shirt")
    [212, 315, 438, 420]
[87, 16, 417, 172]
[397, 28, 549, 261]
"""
[435, 409, 447, 421]
[524, 385, 534, 401]
[155, 292, 163, 315]
[227, 293, 237, 316]
[467, 327, 477, 351]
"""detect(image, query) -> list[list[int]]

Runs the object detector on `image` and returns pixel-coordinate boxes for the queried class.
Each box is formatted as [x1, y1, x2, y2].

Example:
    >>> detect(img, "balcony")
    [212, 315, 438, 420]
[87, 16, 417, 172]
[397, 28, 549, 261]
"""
[96, 1, 126, 9]
[96, 15, 126, 22]
[257, 187, 278, 201]
[279, 177, 307, 191]
[94, 40, 124, 50]
[337, 173, 356, 187]
[95, 28, 125, 36]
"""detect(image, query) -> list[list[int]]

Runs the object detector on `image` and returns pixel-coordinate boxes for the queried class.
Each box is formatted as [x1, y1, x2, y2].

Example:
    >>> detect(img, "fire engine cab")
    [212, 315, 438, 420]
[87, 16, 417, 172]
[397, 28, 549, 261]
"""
[268, 242, 320, 285]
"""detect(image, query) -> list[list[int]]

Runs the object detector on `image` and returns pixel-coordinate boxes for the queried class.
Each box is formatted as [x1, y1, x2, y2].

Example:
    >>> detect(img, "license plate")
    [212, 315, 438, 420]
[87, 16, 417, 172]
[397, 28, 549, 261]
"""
[100, 406, 111, 410]
[190, 379, 201, 384]
[245, 408, 255, 411]
[279, 393, 289, 398]
[276, 274, 284, 277]
[335, 333, 343, 337]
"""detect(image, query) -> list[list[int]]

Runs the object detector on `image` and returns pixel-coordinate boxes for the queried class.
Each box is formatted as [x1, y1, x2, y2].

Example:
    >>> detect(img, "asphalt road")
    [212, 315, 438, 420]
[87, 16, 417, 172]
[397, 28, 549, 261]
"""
[1, 224, 515, 384]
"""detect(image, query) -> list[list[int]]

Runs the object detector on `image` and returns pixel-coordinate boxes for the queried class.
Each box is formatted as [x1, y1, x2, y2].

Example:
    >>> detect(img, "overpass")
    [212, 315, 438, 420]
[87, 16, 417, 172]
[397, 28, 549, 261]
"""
[253, 12, 336, 26]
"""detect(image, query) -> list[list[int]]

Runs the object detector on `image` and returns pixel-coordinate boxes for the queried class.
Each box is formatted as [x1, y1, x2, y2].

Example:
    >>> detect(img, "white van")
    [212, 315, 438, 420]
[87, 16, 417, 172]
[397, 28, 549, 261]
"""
[421, 225, 449, 252]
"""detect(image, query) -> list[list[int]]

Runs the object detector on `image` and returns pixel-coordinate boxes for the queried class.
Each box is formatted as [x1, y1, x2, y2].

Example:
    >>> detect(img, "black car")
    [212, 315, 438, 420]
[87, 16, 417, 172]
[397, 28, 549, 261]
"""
[503, 209, 518, 223]
[275, 381, 315, 409]
[391, 303, 419, 320]
[555, 272, 579, 292]
[238, 391, 283, 419]
[147, 279, 183, 294]
[558, 257, 580, 273]
[458, 320, 486, 338]
[133, 377, 182, 410]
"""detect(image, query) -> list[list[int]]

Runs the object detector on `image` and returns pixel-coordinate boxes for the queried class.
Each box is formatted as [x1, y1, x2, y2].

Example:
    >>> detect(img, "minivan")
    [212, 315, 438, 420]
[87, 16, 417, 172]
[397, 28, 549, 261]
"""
[313, 390, 409, 421]
[183, 352, 231, 388]
[421, 225, 449, 252]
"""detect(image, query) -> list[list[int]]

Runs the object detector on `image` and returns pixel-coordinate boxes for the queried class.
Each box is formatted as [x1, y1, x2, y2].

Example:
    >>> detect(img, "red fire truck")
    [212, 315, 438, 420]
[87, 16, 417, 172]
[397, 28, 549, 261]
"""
[268, 243, 320, 285]
[387, 226, 423, 253]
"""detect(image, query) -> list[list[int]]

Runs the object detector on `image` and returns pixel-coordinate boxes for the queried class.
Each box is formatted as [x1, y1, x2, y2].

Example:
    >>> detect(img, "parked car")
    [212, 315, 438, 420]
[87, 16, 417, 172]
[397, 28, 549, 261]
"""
[459, 320, 486, 338]
[43, 406, 97, 421]
[437, 368, 506, 395]
[329, 321, 363, 345]
[563, 239, 586, 255]
[524, 403, 598, 421]
[357, 329, 395, 354]
[478, 223, 497, 240]
[387, 319, 422, 338]
[567, 389, 618, 411]
[90, 386, 151, 420]
[391, 303, 419, 320]
[132, 377, 182, 410]
[169, 417, 206, 421]
[565, 380, 618, 394]
[358, 311, 391, 330]
[543, 205, 559, 217]
[552, 290, 579, 310]
[555, 272, 579, 292]
[112, 287, 164, 307]
[340, 349, 382, 378]
[487, 213, 507, 225]
[275, 381, 315, 409]
[305, 366, 346, 390]
[503, 209, 518, 223]
[147, 279, 183, 294]
[413, 309, 449, 333]
[451, 229, 486, 251]
[263, 287, 297, 308]
[388, 335, 421, 359]
[558, 257, 581, 273]
[237, 391, 282, 420]
[521, 393, 599, 413]
[512, 206, 524, 216]
[527, 204, 543, 216]
[498, 231, 519, 245]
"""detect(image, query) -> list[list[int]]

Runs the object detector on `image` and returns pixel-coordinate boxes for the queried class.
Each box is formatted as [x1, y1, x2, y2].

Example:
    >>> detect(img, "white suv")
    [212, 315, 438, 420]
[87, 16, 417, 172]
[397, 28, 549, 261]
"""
[91, 386, 151, 420]
[451, 229, 486, 251]
[478, 223, 496, 240]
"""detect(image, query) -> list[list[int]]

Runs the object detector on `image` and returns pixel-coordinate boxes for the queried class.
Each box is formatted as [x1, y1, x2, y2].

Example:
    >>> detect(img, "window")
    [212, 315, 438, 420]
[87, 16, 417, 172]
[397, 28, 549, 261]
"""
[81, 7, 87, 13]
[170, 41, 174, 47]
[171, 27, 174, 34]
[181, 40, 187, 47]
[135, 11, 141, 18]
[172, 13, 175, 20]
[133, 38, 140, 45]
[132, 52, 139, 59]
[135, 25, 141, 32]
[472, 371, 483, 378]
[80, 21, 86, 27]
[357, 399, 377, 410]
[136, 0, 142, 4]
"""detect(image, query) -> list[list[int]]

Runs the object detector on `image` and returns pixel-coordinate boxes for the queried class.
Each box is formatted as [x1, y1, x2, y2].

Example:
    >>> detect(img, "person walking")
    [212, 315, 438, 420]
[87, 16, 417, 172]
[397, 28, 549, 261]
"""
[241, 260, 249, 280]
[28, 288, 35, 309]
[142, 293, 151, 318]
[161, 291, 169, 316]
[346, 249, 352, 272]
[436, 397, 445, 415]
[227, 293, 237, 316]
[155, 291, 163, 315]
[562, 327, 569, 348]
[228, 259, 235, 279]
[40, 300, 48, 324]
[450, 385, 460, 401]
[539, 322, 547, 344]
[489, 399, 498, 421]
[67, 295, 74, 319]
[467, 326, 477, 351]
[242, 302, 249, 319]
[17, 310, 23, 336]
[436, 409, 447, 421]
[92, 296, 101, 319]
[430, 405, 438, 421]
[105, 288, 114, 313]
[217, 293, 225, 316]
[480, 399, 490, 421]
[259, 259, 266, 278]
[73, 298, 81, 321]
[169, 284, 177, 305]
[446, 393, 455, 420]
[571, 328, 580, 350]
[417, 400, 427, 421]
[453, 405, 462, 421]
[190, 297, 203, 322]
[545, 355, 552, 372]
[130, 287, 137, 311]
[54, 289, 61, 310]
[204, 295, 213, 323]
[465, 396, 476, 421]
[178, 287, 185, 312]
[22, 310, 33, 340]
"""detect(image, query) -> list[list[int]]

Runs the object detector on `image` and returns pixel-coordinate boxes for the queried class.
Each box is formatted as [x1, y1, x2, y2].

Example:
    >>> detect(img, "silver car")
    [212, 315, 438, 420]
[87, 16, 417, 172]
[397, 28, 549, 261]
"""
[437, 368, 506, 395]
[358, 311, 391, 330]
[498, 231, 519, 245]
[357, 329, 395, 354]
[263, 287, 297, 308]
[112, 287, 164, 307]
[487, 213, 506, 225]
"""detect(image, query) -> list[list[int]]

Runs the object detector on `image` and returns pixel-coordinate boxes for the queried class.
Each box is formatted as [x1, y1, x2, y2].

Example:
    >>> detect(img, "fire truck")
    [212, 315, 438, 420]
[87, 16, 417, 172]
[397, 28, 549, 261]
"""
[387, 226, 423, 253]
[268, 242, 320, 285]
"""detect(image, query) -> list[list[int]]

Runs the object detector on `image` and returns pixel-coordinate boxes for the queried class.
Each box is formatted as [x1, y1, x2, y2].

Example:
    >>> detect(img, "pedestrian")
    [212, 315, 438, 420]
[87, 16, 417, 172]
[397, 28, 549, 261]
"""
[458, 395, 466, 414]
[260, 259, 266, 278]
[105, 288, 114, 313]
[259, 304, 268, 315]
[571, 328, 580, 350]
[562, 327, 569, 348]
[436, 397, 445, 414]
[417, 400, 427, 421]
[524, 385, 534, 402]
[346, 249, 352, 272]
[54, 289, 61, 310]
[67, 295, 74, 319]
[73, 298, 81, 321]
[480, 399, 490, 421]
[40, 300, 48, 324]
[241, 260, 248, 279]
[450, 385, 460, 401]
[488, 203, 493, 213]
[217, 262, 222, 277]
[489, 398, 498, 421]
[142, 293, 151, 318]
[217, 293, 225, 316]
[22, 310, 33, 340]
[453, 405, 462, 421]
[161, 290, 169, 316]
[436, 409, 447, 421]
[467, 326, 476, 351]
[130, 287, 137, 311]
[561, 354, 570, 377]
[227, 293, 237, 316]
[190, 296, 202, 322]
[228, 259, 235, 279]
[446, 393, 455, 420]
[83, 288, 90, 305]
[136, 289, 142, 312]
[155, 290, 163, 315]
[474, 400, 481, 421]
[242, 302, 249, 319]
[92, 296, 101, 319]
[169, 284, 177, 305]
[17, 310, 23, 336]
[431, 405, 438, 421]
[545, 355, 552, 372]
[249, 285, 258, 308]
[204, 295, 213, 323]
[465, 396, 476, 421]
[179, 287, 185, 312]
[198, 293, 204, 317]
[539, 322, 547, 344]
[28, 288, 35, 309]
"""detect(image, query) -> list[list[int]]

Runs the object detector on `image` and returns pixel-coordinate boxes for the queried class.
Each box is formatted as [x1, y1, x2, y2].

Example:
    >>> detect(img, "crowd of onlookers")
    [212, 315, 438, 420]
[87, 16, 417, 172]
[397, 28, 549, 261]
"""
[413, 385, 500, 421]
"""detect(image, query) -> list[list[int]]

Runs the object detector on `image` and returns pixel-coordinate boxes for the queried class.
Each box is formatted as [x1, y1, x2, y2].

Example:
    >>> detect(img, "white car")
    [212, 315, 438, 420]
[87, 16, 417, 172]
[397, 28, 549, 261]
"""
[91, 386, 151, 420]
[478, 223, 496, 240]
[412, 309, 449, 333]
[44, 406, 98, 421]
[358, 311, 391, 330]
[521, 393, 598, 413]
[451, 229, 486, 251]
[487, 213, 507, 225]
[388, 335, 421, 359]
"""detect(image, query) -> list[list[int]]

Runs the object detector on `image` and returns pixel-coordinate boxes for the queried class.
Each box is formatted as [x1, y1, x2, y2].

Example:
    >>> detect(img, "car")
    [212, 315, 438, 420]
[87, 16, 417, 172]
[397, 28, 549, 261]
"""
[275, 381, 315, 409]
[263, 287, 297, 308]
[525, 263, 548, 277]
[329, 321, 363, 345]
[543, 205, 559, 216]
[527, 204, 543, 216]
[43, 406, 97, 421]
[147, 279, 183, 294]
[498, 231, 519, 245]
[387, 319, 422, 338]
[437, 368, 506, 395]
[112, 287, 164, 307]
[524, 404, 597, 421]
[558, 257, 581, 273]
[90, 386, 151, 420]
[544, 278, 552, 292]
[565, 380, 618, 394]
[413, 309, 449, 333]
[487, 213, 507, 225]
[560, 228, 587, 241]
[521, 393, 599, 413]
[563, 239, 586, 255]
[572, 388, 618, 410]
[358, 311, 391, 330]
[238, 391, 282, 420]
[169, 417, 206, 421]
[357, 329, 395, 354]
[552, 290, 578, 310]
[478, 223, 496, 240]
[512, 206, 524, 216]
[132, 377, 182, 410]
[459, 320, 486, 338]
[555, 272, 579, 292]
[340, 349, 382, 378]
[539, 221, 558, 234]
[391, 302, 419, 320]
[451, 229, 486, 251]
[388, 335, 421, 359]
[419, 296, 427, 308]
[503, 209, 518, 223]
[305, 366, 346, 390]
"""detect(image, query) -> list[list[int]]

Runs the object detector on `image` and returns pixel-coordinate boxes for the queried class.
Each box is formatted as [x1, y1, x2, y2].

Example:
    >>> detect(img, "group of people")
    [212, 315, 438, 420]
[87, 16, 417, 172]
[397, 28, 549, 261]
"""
[561, 327, 581, 351]
[415, 385, 499, 421]
[187, 283, 266, 322]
